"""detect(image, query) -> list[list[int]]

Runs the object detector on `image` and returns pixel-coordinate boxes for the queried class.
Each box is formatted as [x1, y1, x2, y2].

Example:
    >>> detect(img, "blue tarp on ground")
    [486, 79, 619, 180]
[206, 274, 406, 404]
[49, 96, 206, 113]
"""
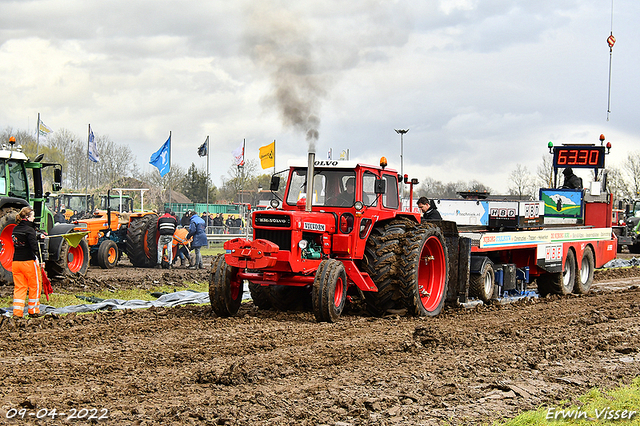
[603, 257, 640, 268]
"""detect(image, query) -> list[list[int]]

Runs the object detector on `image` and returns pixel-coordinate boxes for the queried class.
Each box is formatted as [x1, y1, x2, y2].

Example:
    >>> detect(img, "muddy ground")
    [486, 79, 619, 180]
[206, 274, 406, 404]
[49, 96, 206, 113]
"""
[1, 256, 640, 425]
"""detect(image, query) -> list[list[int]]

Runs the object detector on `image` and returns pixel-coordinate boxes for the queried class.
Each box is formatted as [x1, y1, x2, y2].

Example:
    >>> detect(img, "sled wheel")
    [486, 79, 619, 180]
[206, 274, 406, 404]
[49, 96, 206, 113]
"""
[469, 261, 495, 303]
[209, 254, 242, 317]
[0, 209, 19, 285]
[401, 222, 449, 316]
[97, 240, 119, 269]
[312, 259, 347, 322]
[537, 249, 576, 296]
[574, 247, 594, 294]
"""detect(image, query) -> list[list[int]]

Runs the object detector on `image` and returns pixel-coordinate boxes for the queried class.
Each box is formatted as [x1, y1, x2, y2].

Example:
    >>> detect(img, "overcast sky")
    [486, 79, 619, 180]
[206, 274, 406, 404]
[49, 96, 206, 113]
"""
[0, 0, 637, 193]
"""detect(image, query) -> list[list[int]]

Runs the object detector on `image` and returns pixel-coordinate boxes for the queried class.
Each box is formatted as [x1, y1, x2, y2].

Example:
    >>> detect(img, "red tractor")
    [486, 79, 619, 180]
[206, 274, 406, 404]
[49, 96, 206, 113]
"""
[209, 154, 448, 322]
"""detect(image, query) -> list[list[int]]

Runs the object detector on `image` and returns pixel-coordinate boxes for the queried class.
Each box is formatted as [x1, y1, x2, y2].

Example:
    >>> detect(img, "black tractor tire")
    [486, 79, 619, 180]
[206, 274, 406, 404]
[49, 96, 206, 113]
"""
[126, 214, 158, 268]
[574, 247, 595, 294]
[46, 238, 90, 279]
[266, 285, 312, 312]
[361, 218, 408, 316]
[399, 222, 449, 316]
[209, 253, 243, 317]
[248, 282, 273, 310]
[537, 249, 576, 296]
[629, 244, 640, 255]
[97, 240, 119, 269]
[0, 209, 20, 285]
[469, 262, 495, 303]
[312, 259, 347, 322]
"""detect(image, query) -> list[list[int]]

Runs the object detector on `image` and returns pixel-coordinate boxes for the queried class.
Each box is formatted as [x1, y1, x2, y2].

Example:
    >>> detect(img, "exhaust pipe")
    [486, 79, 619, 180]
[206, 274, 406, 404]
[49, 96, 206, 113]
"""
[306, 152, 315, 212]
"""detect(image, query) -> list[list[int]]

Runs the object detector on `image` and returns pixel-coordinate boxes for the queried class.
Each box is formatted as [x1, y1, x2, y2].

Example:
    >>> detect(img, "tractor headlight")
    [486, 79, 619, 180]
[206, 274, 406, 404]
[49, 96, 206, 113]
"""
[354, 201, 364, 211]
[270, 199, 279, 208]
[298, 240, 308, 250]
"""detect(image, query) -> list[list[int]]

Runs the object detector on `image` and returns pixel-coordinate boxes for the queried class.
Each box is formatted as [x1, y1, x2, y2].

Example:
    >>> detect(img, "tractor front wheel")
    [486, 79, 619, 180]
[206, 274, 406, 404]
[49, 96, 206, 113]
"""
[97, 240, 119, 269]
[0, 209, 19, 285]
[312, 259, 347, 322]
[46, 238, 90, 278]
[209, 254, 243, 317]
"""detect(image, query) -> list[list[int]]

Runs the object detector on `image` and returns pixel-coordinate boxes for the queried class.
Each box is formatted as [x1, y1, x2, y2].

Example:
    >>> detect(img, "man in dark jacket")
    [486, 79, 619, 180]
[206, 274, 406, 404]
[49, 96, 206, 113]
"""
[54, 209, 67, 224]
[562, 168, 582, 189]
[157, 208, 178, 268]
[187, 211, 208, 269]
[417, 197, 442, 221]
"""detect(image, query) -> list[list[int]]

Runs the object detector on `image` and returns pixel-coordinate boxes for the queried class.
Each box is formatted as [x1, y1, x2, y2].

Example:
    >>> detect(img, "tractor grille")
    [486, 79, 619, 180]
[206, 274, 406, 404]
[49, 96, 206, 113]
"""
[254, 228, 291, 251]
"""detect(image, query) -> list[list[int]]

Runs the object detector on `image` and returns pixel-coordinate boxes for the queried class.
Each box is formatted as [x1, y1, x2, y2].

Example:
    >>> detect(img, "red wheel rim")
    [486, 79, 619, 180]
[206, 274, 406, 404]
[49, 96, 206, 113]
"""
[0, 223, 16, 271]
[67, 245, 85, 273]
[334, 276, 344, 307]
[417, 236, 446, 312]
[230, 274, 242, 300]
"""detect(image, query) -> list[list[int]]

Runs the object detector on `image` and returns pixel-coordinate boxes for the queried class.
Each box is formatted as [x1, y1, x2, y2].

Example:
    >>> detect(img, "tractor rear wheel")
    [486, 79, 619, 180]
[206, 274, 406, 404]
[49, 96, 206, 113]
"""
[46, 238, 90, 278]
[97, 240, 119, 269]
[248, 282, 272, 310]
[312, 259, 347, 322]
[361, 219, 408, 316]
[0, 209, 19, 285]
[574, 247, 595, 294]
[209, 253, 243, 317]
[399, 222, 448, 316]
[126, 214, 158, 267]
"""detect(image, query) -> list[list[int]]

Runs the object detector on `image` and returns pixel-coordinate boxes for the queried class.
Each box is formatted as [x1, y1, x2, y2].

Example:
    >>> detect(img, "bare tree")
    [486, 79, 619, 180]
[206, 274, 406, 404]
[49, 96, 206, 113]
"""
[623, 151, 640, 198]
[219, 159, 258, 202]
[508, 164, 535, 199]
[536, 155, 554, 189]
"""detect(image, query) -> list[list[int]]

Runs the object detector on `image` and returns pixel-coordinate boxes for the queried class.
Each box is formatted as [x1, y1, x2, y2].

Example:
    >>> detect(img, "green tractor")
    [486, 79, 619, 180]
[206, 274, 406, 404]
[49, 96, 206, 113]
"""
[0, 139, 89, 284]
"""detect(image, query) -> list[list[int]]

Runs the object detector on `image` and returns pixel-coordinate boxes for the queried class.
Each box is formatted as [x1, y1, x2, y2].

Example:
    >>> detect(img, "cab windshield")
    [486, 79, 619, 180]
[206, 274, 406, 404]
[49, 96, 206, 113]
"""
[286, 169, 356, 207]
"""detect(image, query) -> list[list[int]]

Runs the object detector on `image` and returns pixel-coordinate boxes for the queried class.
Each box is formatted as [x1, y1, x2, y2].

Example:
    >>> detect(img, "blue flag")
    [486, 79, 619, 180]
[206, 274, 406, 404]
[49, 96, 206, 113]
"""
[88, 127, 99, 163]
[150, 135, 171, 177]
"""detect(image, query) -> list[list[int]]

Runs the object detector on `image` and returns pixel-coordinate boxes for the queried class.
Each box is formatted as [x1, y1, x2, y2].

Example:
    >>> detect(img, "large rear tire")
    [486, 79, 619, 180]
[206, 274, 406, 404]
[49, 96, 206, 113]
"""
[46, 238, 90, 278]
[126, 214, 158, 267]
[361, 219, 407, 316]
[0, 209, 19, 285]
[574, 247, 595, 294]
[209, 254, 242, 317]
[399, 222, 448, 316]
[312, 259, 347, 322]
[97, 240, 119, 269]
[248, 282, 273, 310]
[469, 261, 495, 302]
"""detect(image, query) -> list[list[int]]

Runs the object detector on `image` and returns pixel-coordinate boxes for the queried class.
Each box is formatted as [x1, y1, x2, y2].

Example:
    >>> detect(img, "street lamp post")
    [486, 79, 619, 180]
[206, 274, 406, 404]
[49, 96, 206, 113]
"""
[394, 129, 409, 201]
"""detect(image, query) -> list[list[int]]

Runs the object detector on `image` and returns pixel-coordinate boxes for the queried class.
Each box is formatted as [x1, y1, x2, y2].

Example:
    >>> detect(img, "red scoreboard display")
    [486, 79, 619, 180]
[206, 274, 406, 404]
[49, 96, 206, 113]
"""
[553, 146, 606, 169]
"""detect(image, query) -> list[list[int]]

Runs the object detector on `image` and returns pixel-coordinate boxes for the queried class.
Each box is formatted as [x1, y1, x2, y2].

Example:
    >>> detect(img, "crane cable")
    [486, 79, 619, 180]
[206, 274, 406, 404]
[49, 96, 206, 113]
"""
[606, 0, 616, 121]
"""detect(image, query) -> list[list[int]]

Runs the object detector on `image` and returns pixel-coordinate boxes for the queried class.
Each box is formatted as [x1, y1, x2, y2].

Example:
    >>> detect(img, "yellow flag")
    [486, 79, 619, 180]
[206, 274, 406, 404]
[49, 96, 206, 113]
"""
[259, 141, 275, 169]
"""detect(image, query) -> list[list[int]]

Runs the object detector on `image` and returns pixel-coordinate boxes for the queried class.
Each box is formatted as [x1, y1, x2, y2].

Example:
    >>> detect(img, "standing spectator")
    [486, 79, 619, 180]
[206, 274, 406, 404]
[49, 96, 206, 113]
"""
[156, 207, 178, 269]
[54, 209, 67, 224]
[225, 215, 235, 234]
[214, 213, 224, 234]
[180, 212, 190, 227]
[187, 210, 207, 269]
[12, 207, 42, 318]
[235, 215, 244, 233]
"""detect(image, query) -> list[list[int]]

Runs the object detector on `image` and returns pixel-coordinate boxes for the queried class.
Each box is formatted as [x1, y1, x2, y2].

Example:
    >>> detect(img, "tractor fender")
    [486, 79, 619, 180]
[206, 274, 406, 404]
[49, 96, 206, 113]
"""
[48, 223, 79, 260]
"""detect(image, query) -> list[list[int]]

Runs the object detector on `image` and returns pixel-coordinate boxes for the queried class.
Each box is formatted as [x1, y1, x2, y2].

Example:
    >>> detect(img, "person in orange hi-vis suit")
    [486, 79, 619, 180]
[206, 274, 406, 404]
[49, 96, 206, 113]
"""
[12, 207, 42, 318]
[172, 227, 193, 268]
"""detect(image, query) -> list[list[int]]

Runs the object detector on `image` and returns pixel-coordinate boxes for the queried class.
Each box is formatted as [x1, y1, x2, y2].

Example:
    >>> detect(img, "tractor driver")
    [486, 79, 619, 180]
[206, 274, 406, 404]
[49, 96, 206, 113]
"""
[335, 177, 355, 207]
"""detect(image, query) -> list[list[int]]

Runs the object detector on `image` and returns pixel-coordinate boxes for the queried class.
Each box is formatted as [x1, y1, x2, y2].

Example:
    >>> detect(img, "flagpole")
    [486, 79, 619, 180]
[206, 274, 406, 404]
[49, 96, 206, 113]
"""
[36, 113, 40, 153]
[273, 139, 276, 175]
[205, 135, 210, 212]
[169, 131, 172, 209]
[85, 124, 90, 208]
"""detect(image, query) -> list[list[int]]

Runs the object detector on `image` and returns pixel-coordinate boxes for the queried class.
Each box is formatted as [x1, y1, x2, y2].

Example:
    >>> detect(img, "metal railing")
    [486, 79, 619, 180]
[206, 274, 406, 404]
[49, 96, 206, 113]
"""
[206, 227, 252, 245]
